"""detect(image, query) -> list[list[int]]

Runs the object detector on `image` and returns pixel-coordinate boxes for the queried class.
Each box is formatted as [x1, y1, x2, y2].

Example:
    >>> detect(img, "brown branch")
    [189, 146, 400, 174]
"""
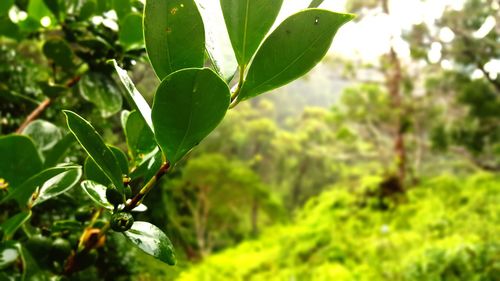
[16, 98, 52, 133]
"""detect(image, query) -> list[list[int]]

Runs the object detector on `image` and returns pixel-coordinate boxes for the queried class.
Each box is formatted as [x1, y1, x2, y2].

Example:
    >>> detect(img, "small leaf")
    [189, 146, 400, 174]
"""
[64, 111, 124, 191]
[220, 0, 284, 67]
[109, 146, 129, 175]
[194, 0, 238, 81]
[1, 165, 81, 205]
[129, 147, 162, 183]
[43, 38, 74, 69]
[152, 68, 230, 165]
[31, 166, 82, 206]
[78, 72, 123, 118]
[119, 13, 144, 50]
[125, 111, 157, 163]
[0, 135, 42, 188]
[308, 0, 325, 8]
[0, 241, 19, 269]
[144, 0, 205, 79]
[84, 145, 128, 185]
[123, 221, 176, 265]
[81, 180, 113, 209]
[111, 60, 153, 132]
[239, 9, 354, 100]
[1, 212, 31, 239]
[21, 120, 62, 159]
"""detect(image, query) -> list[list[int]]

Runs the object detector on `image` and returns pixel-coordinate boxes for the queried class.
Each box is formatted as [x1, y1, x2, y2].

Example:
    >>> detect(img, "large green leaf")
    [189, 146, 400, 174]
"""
[42, 38, 74, 69]
[31, 166, 82, 206]
[0, 135, 42, 188]
[111, 60, 153, 132]
[81, 180, 113, 209]
[125, 110, 157, 163]
[123, 221, 176, 265]
[84, 146, 128, 185]
[1, 165, 80, 205]
[151, 68, 230, 165]
[220, 0, 283, 67]
[195, 0, 238, 81]
[238, 9, 354, 100]
[79, 72, 123, 118]
[21, 119, 62, 159]
[43, 133, 75, 168]
[64, 111, 124, 191]
[144, 0, 205, 80]
[112, 0, 132, 20]
[0, 212, 31, 239]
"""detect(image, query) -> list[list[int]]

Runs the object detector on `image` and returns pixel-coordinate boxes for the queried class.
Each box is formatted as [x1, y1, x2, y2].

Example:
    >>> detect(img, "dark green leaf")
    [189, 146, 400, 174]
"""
[113, 0, 132, 19]
[0, 0, 14, 16]
[220, 0, 283, 67]
[119, 13, 143, 50]
[152, 68, 230, 165]
[81, 180, 113, 209]
[109, 146, 129, 174]
[31, 166, 82, 206]
[43, 133, 75, 168]
[0, 135, 42, 188]
[42, 38, 74, 69]
[111, 60, 153, 132]
[123, 221, 176, 265]
[144, 0, 205, 79]
[125, 111, 157, 163]
[1, 212, 31, 239]
[64, 111, 124, 191]
[78, 72, 123, 118]
[1, 165, 81, 205]
[84, 145, 128, 185]
[239, 9, 354, 100]
[130, 147, 162, 183]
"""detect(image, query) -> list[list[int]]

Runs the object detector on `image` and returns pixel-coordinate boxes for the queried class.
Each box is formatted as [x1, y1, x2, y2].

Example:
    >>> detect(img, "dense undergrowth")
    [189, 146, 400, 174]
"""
[169, 173, 500, 281]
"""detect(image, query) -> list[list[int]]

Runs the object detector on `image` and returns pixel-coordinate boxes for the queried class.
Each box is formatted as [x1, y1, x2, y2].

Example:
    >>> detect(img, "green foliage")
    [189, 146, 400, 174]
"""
[179, 173, 500, 280]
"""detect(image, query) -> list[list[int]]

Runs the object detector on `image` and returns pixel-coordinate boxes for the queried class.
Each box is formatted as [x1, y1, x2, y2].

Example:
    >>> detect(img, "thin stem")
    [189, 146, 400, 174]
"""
[123, 161, 170, 212]
[229, 64, 246, 107]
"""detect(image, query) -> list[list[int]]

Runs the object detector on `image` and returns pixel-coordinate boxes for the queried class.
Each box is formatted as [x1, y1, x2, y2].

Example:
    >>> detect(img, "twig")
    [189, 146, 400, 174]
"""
[16, 98, 52, 133]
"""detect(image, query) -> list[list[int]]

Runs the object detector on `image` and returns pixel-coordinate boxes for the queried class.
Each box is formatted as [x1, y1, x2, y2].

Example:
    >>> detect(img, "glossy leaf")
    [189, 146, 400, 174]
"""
[111, 60, 153, 132]
[220, 0, 283, 67]
[239, 9, 354, 100]
[109, 146, 129, 174]
[21, 119, 62, 159]
[64, 111, 124, 191]
[43, 38, 74, 69]
[31, 166, 82, 206]
[0, 241, 19, 269]
[79, 72, 123, 118]
[81, 180, 114, 209]
[0, 135, 42, 188]
[119, 13, 143, 50]
[123, 221, 176, 265]
[152, 68, 230, 165]
[1, 212, 31, 239]
[1, 165, 81, 205]
[85, 145, 128, 185]
[125, 110, 157, 163]
[144, 0, 205, 79]
[130, 147, 162, 183]
[195, 0, 238, 81]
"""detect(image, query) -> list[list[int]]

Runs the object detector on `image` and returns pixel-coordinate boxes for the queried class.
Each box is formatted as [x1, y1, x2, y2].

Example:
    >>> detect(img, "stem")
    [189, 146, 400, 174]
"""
[229, 65, 246, 107]
[16, 98, 52, 133]
[123, 161, 170, 212]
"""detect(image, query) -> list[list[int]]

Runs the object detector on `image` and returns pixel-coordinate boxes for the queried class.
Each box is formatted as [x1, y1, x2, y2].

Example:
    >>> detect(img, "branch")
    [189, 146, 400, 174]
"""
[16, 98, 52, 133]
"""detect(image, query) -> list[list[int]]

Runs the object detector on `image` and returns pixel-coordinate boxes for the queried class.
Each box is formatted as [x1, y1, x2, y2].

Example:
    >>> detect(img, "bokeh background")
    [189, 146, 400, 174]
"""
[0, 0, 499, 280]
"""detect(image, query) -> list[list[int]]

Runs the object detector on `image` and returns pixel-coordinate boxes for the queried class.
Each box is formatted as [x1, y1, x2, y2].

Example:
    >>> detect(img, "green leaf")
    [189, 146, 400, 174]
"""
[194, 0, 238, 81]
[109, 146, 129, 174]
[125, 111, 157, 163]
[81, 180, 113, 209]
[21, 120, 62, 159]
[0, 212, 31, 239]
[1, 165, 81, 205]
[31, 166, 82, 206]
[220, 0, 283, 67]
[64, 111, 124, 191]
[78, 72, 123, 118]
[42, 38, 74, 69]
[308, 0, 325, 8]
[144, 0, 205, 80]
[111, 60, 153, 132]
[130, 147, 162, 183]
[43, 133, 75, 168]
[123, 221, 176, 265]
[113, 0, 132, 19]
[0, 135, 42, 188]
[152, 68, 230, 165]
[0, 0, 14, 16]
[119, 13, 143, 50]
[0, 241, 19, 269]
[239, 9, 354, 100]
[84, 146, 128, 185]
